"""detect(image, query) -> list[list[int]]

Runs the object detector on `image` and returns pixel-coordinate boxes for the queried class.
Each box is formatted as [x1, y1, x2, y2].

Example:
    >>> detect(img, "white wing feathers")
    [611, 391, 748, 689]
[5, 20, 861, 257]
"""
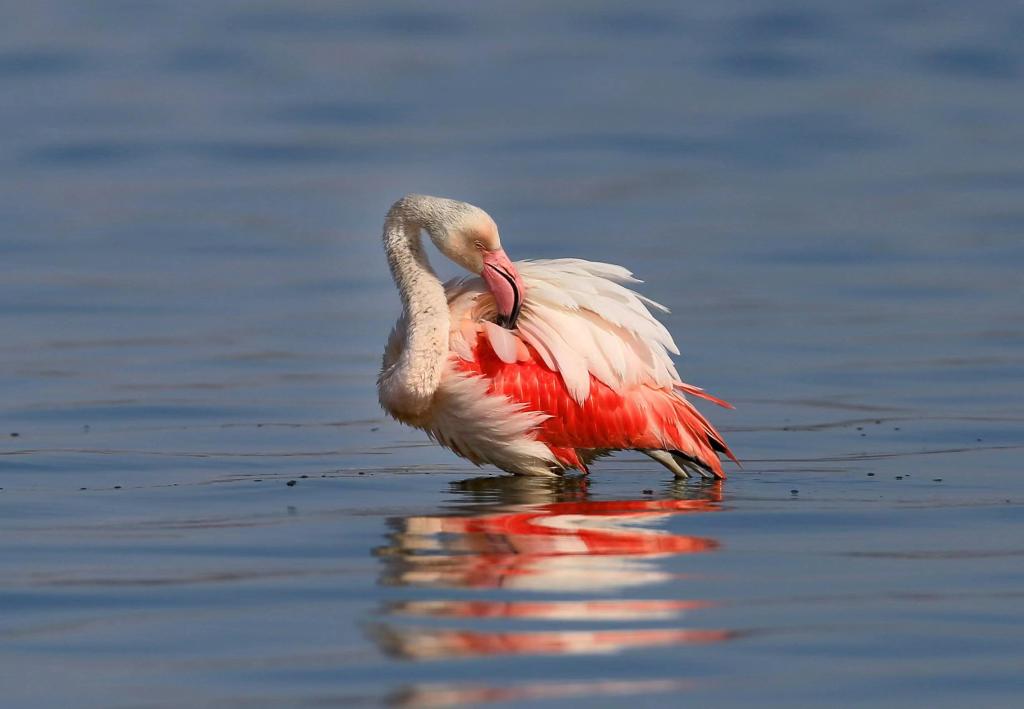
[446, 258, 685, 405]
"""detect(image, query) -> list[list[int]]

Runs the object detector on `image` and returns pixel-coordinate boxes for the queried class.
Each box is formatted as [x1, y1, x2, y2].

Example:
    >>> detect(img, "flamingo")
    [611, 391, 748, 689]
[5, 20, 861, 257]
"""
[377, 194, 736, 479]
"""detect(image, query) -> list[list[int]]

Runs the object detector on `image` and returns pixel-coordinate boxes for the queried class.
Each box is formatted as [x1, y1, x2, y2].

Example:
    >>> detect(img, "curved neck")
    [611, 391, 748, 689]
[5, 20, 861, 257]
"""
[380, 206, 450, 418]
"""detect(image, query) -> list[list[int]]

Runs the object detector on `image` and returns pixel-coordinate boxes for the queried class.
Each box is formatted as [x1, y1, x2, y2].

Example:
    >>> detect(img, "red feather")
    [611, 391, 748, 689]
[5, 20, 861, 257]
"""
[456, 333, 736, 477]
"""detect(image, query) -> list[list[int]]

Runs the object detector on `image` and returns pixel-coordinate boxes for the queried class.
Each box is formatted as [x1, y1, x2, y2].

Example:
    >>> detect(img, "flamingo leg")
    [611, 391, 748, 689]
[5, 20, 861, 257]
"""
[672, 452, 723, 481]
[642, 449, 691, 478]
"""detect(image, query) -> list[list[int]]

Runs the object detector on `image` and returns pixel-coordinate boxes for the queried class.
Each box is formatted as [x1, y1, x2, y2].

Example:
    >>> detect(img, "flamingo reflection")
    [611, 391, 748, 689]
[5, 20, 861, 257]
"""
[372, 478, 735, 661]
[374, 624, 733, 661]
[389, 678, 694, 708]
[378, 478, 720, 592]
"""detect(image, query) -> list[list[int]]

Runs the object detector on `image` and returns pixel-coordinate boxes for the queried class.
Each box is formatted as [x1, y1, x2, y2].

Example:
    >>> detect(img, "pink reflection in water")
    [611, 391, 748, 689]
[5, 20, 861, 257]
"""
[379, 486, 722, 592]
[374, 480, 733, 662]
[375, 624, 735, 661]
[391, 678, 695, 707]
[391, 598, 713, 622]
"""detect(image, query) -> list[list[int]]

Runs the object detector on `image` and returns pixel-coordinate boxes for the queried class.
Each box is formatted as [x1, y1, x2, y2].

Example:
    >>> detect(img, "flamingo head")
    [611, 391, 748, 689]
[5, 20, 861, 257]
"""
[421, 197, 526, 329]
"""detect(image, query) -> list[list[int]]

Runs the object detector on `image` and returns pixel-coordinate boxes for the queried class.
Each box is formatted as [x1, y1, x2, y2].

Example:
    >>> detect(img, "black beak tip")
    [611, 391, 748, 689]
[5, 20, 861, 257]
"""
[496, 314, 517, 330]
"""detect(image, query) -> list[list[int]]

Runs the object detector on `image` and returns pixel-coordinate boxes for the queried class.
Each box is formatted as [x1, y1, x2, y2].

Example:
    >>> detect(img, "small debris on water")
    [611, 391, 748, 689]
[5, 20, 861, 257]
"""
[856, 426, 863, 431]
[357, 471, 366, 476]
[932, 478, 943, 482]
[976, 438, 982, 442]
[790, 489, 799, 495]
[867, 473, 875, 477]
[113, 485, 122, 489]
[300, 474, 309, 479]
[895, 475, 904, 480]
[642, 488, 653, 495]
[371, 427, 380, 432]
[9, 432, 19, 437]
[80, 487, 87, 491]
[253, 479, 262, 482]
[286, 480, 297, 487]
[893, 427, 901, 431]
[874, 419, 882, 424]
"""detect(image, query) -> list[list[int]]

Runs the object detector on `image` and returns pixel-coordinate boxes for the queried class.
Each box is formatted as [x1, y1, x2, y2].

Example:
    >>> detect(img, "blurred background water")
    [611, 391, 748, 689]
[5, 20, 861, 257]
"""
[1, 1, 1022, 707]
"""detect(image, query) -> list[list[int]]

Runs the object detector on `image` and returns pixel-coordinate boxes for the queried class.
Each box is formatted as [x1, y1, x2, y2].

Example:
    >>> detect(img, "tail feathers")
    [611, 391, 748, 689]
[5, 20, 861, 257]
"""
[675, 382, 734, 410]
[706, 427, 741, 468]
[674, 396, 740, 469]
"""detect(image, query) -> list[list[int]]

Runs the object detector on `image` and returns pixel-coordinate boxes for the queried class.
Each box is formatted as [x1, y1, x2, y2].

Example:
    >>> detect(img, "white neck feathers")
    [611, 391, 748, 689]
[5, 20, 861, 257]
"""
[379, 200, 451, 420]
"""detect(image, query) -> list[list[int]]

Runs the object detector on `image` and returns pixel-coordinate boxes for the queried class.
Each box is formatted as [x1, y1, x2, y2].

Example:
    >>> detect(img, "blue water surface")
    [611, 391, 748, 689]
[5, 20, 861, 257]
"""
[1, 1, 1022, 707]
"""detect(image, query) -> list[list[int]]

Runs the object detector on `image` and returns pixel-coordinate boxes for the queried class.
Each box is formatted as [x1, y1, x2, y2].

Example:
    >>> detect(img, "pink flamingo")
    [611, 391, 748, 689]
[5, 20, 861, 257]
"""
[378, 195, 736, 479]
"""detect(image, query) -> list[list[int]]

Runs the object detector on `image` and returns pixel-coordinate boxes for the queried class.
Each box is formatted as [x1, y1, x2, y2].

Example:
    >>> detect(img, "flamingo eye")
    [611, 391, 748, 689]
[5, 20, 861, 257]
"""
[473, 240, 485, 251]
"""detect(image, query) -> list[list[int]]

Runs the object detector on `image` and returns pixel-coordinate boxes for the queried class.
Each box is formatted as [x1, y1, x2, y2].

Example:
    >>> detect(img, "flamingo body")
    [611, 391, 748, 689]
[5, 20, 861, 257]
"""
[377, 196, 734, 479]
[455, 333, 733, 476]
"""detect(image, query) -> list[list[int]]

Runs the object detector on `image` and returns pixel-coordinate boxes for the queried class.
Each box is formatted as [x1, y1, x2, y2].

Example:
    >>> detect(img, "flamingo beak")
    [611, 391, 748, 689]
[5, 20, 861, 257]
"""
[481, 248, 525, 329]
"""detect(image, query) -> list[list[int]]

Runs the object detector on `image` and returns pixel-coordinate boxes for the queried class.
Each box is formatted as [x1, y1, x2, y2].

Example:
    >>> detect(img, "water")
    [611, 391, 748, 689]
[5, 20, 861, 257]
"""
[2, 1, 1023, 706]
